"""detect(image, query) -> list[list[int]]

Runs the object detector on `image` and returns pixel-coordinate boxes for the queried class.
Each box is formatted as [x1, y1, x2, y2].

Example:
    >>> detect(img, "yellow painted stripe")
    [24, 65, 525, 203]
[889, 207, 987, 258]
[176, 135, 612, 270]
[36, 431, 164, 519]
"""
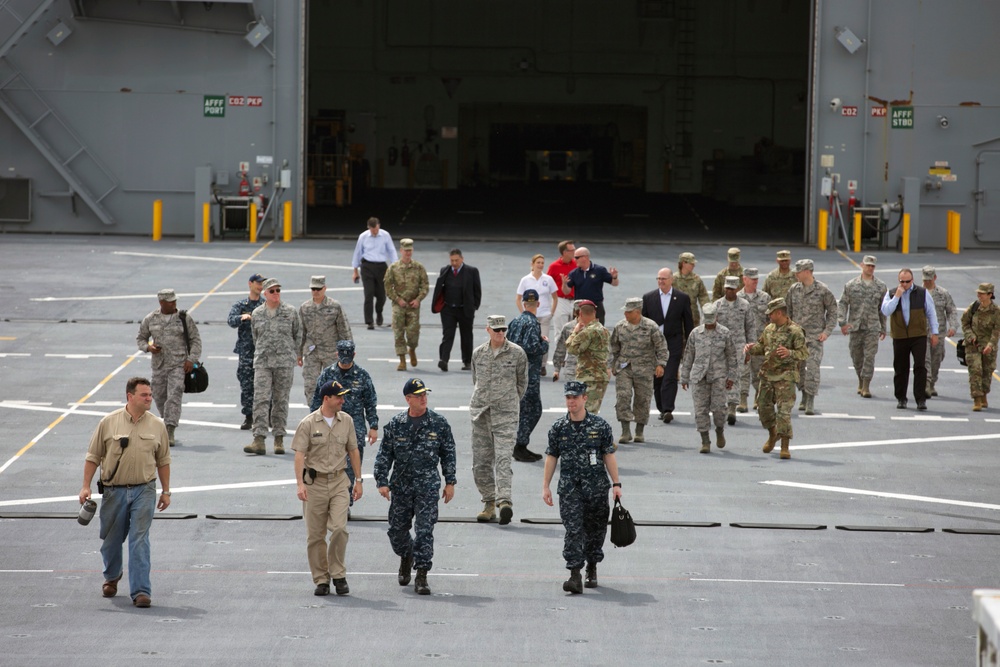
[0, 337, 16, 341]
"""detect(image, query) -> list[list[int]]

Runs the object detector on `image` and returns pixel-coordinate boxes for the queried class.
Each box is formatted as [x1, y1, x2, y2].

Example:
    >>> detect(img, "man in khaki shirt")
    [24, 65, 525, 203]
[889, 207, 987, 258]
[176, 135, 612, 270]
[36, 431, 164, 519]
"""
[79, 377, 171, 609]
[293, 380, 362, 596]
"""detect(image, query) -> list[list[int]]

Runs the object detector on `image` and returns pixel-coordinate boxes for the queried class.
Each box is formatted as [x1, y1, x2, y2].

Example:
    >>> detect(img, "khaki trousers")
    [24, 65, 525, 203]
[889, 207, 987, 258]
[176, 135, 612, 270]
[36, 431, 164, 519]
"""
[303, 471, 351, 583]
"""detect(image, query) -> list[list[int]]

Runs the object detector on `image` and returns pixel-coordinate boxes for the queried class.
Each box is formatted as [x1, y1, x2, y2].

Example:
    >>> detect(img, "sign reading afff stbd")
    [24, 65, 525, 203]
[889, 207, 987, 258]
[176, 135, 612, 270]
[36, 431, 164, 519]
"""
[891, 106, 914, 129]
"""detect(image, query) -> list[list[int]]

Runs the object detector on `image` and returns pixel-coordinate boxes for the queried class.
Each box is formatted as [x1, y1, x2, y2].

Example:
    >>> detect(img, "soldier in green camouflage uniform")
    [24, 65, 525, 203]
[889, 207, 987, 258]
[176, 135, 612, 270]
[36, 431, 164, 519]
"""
[837, 255, 887, 399]
[713, 275, 753, 423]
[737, 267, 770, 410]
[384, 238, 429, 371]
[762, 249, 796, 301]
[681, 303, 736, 452]
[566, 301, 611, 414]
[610, 297, 668, 444]
[785, 259, 837, 415]
[962, 283, 1000, 411]
[674, 252, 711, 327]
[711, 247, 743, 301]
[744, 298, 808, 459]
[300, 276, 352, 402]
[922, 266, 961, 397]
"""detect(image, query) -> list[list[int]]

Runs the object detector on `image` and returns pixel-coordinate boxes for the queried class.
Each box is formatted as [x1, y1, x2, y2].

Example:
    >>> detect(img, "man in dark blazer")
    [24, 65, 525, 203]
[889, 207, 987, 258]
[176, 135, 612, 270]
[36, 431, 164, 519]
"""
[642, 267, 694, 423]
[431, 248, 482, 371]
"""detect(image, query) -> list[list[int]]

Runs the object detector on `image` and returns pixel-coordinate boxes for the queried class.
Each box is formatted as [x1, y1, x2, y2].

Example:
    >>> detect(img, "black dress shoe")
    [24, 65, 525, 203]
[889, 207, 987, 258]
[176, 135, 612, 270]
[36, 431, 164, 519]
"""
[314, 582, 330, 596]
[661, 412, 673, 424]
[461, 363, 472, 371]
[332, 578, 350, 595]
[438, 360, 448, 372]
[896, 399, 908, 409]
[376, 314, 384, 327]
[240, 415, 252, 430]
[512, 445, 535, 462]
[917, 401, 927, 411]
[366, 323, 375, 330]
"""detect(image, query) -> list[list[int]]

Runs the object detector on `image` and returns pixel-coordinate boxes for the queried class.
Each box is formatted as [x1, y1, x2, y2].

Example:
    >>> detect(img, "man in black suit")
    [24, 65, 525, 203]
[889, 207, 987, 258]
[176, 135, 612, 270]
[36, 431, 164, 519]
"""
[642, 267, 694, 423]
[431, 248, 482, 371]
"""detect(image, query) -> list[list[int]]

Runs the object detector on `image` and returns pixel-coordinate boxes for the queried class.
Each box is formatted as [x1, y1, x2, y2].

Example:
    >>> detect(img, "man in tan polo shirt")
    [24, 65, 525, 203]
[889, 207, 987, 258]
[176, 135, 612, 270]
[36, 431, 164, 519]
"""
[79, 376, 172, 609]
[293, 380, 362, 596]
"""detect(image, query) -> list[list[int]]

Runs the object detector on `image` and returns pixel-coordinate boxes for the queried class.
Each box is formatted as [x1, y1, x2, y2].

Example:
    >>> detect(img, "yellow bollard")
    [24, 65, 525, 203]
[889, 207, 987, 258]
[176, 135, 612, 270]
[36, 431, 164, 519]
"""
[901, 213, 910, 254]
[202, 203, 211, 243]
[853, 212, 862, 253]
[152, 199, 163, 241]
[947, 210, 961, 254]
[249, 203, 258, 243]
[817, 209, 828, 251]
[283, 200, 293, 242]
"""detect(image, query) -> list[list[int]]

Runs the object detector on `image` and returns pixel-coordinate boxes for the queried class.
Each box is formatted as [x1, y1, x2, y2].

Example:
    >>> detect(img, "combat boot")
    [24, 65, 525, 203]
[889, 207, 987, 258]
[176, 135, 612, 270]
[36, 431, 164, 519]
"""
[983, 396, 989, 408]
[762, 427, 777, 453]
[240, 415, 252, 430]
[973, 396, 983, 412]
[513, 445, 542, 462]
[857, 378, 862, 395]
[727, 404, 737, 425]
[715, 428, 726, 449]
[273, 435, 285, 455]
[414, 569, 430, 595]
[737, 392, 749, 413]
[798, 394, 807, 411]
[497, 501, 513, 526]
[861, 379, 872, 398]
[477, 501, 496, 523]
[167, 425, 176, 447]
[398, 554, 413, 586]
[243, 435, 266, 455]
[804, 393, 816, 416]
[699, 432, 711, 454]
[563, 568, 583, 594]
[619, 421, 632, 444]
[633, 423, 645, 443]
[409, 347, 418, 367]
[397, 355, 407, 371]
[779, 436, 791, 459]
[585, 562, 598, 588]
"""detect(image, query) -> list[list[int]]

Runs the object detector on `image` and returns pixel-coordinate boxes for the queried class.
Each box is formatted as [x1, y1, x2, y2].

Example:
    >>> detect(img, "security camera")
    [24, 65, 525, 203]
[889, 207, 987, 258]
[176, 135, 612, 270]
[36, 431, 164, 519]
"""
[938, 116, 950, 129]
[830, 98, 842, 112]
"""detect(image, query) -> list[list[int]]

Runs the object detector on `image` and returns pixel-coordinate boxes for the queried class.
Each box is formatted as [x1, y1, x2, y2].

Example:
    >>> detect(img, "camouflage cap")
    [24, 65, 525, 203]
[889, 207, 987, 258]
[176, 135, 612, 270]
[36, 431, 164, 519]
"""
[776, 250, 792, 260]
[702, 302, 718, 324]
[743, 267, 759, 279]
[622, 296, 643, 311]
[724, 275, 741, 290]
[727, 247, 741, 261]
[861, 255, 877, 266]
[400, 238, 414, 249]
[337, 340, 356, 359]
[310, 275, 326, 288]
[977, 282, 995, 294]
[922, 265, 936, 280]
[262, 277, 281, 291]
[679, 252, 697, 265]
[403, 378, 431, 396]
[487, 315, 507, 330]
[318, 380, 350, 398]
[794, 259, 814, 273]
[157, 288, 177, 302]
[765, 297, 787, 315]
[563, 380, 588, 396]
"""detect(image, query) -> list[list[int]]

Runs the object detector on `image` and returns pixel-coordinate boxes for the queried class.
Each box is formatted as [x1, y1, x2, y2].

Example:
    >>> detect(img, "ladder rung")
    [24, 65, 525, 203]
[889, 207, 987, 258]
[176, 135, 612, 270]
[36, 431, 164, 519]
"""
[28, 108, 52, 128]
[62, 146, 85, 165]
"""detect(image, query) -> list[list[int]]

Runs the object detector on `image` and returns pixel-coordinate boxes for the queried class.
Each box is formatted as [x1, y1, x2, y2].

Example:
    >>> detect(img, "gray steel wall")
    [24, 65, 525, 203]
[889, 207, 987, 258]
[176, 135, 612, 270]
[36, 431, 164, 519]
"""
[0, 0, 302, 236]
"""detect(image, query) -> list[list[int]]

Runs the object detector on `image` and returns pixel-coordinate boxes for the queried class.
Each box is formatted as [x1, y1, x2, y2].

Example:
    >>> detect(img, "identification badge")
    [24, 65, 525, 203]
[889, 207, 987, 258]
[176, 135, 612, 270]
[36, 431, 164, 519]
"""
[589, 451, 598, 465]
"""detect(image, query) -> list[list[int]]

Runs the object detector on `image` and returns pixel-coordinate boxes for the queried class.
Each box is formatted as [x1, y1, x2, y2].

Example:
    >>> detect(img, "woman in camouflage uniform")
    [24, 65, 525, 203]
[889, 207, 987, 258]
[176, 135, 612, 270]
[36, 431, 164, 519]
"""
[961, 282, 999, 412]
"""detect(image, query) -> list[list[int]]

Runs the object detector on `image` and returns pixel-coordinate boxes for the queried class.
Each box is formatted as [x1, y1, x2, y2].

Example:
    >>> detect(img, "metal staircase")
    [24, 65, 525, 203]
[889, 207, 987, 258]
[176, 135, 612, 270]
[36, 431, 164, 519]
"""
[0, 0, 118, 225]
[673, 0, 696, 184]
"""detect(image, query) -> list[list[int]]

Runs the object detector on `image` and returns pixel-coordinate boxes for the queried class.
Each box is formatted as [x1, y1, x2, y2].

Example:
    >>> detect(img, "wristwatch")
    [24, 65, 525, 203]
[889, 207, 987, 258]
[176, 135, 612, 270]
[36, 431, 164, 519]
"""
[612, 483, 622, 488]
[161, 491, 172, 496]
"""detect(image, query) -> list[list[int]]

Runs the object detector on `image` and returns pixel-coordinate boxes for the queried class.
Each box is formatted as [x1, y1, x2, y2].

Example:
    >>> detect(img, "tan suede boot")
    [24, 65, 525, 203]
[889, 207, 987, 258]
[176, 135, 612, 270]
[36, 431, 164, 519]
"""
[699, 431, 711, 454]
[273, 435, 285, 455]
[397, 355, 407, 371]
[633, 423, 645, 443]
[619, 421, 632, 444]
[409, 347, 418, 367]
[861, 379, 872, 398]
[762, 427, 777, 453]
[477, 501, 496, 523]
[243, 435, 266, 455]
[779, 436, 791, 459]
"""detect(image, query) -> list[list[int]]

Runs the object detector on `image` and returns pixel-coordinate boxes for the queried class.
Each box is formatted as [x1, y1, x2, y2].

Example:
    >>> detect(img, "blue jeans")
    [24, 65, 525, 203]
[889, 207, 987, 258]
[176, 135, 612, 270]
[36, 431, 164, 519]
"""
[99, 481, 156, 599]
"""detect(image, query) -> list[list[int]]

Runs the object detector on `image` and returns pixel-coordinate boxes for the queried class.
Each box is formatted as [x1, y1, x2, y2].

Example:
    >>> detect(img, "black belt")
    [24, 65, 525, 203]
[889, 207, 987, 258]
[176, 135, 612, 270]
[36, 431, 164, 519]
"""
[361, 259, 387, 265]
[103, 481, 154, 489]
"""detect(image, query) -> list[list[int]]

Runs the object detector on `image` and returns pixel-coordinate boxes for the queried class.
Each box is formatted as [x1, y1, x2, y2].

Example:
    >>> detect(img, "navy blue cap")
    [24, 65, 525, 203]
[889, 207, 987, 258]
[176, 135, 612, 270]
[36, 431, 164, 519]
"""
[249, 273, 266, 283]
[403, 378, 431, 396]
[319, 380, 350, 399]
[522, 289, 539, 302]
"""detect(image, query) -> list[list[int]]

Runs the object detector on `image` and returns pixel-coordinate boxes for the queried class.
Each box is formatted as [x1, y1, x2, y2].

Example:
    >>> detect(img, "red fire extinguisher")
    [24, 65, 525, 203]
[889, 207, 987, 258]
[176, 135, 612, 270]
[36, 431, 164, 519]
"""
[847, 185, 857, 215]
[239, 172, 251, 197]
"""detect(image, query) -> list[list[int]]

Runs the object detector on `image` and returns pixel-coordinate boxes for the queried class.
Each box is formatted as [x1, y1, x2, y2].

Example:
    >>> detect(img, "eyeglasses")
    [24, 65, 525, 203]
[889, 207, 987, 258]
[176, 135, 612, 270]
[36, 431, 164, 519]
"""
[310, 287, 323, 291]
[491, 328, 507, 333]
[899, 280, 912, 284]
[268, 288, 281, 293]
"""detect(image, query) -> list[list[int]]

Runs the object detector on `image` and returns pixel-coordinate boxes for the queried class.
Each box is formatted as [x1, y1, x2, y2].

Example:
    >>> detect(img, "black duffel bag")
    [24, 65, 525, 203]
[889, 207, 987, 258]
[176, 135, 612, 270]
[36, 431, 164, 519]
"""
[184, 363, 209, 393]
[610, 498, 636, 548]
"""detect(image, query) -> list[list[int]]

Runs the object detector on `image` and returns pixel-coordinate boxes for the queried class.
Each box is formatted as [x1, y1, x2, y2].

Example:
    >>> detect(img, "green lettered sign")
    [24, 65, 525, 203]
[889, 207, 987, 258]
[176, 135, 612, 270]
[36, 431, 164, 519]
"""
[891, 106, 913, 129]
[204, 95, 226, 118]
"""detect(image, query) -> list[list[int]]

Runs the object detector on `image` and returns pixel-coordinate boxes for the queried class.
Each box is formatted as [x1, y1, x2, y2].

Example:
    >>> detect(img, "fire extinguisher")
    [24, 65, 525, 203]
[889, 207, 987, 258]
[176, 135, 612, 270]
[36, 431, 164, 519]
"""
[239, 172, 251, 197]
[847, 185, 858, 216]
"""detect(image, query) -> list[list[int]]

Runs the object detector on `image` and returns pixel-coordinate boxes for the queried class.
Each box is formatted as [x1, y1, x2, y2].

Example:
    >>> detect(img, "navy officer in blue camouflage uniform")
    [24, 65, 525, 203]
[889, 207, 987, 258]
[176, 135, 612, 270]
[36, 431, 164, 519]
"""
[373, 378, 457, 596]
[311, 340, 379, 502]
[506, 288, 549, 462]
[542, 381, 622, 594]
[227, 272, 265, 429]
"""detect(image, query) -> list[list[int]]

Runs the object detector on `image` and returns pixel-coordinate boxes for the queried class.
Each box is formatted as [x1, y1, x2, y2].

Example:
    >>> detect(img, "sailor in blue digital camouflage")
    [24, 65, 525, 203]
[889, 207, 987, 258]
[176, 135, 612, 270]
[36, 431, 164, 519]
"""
[300, 275, 353, 403]
[744, 298, 809, 459]
[227, 272, 265, 429]
[565, 300, 611, 413]
[311, 340, 379, 500]
[962, 283, 1000, 411]
[713, 275, 753, 424]
[373, 379, 457, 596]
[470, 314, 528, 525]
[506, 289, 549, 462]
[837, 255, 887, 399]
[681, 302, 736, 453]
[245, 277, 302, 456]
[922, 266, 961, 397]
[784, 259, 837, 415]
[384, 238, 430, 371]
[136, 288, 202, 446]
[552, 300, 583, 382]
[737, 267, 770, 410]
[542, 381, 622, 594]
[609, 296, 667, 445]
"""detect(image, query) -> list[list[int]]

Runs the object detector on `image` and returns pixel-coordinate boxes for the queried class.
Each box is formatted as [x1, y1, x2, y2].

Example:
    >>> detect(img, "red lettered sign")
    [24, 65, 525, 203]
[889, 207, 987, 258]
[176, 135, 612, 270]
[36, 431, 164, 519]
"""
[247, 96, 263, 107]
[871, 106, 887, 117]
[841, 106, 858, 117]
[228, 96, 246, 107]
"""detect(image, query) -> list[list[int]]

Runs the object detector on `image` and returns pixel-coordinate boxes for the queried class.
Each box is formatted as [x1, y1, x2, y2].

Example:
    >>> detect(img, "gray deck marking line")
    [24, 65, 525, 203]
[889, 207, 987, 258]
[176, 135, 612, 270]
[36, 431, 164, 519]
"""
[32, 286, 361, 302]
[268, 571, 478, 577]
[0, 242, 274, 477]
[891, 416, 969, 422]
[761, 480, 1000, 511]
[691, 577, 903, 587]
[792, 432, 1000, 449]
[113, 250, 353, 271]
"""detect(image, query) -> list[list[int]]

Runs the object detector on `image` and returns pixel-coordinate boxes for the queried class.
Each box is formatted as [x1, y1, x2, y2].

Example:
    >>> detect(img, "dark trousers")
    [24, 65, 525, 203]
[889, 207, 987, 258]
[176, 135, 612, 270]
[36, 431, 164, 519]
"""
[360, 260, 388, 325]
[892, 336, 928, 402]
[654, 333, 684, 414]
[439, 305, 474, 365]
[596, 302, 606, 326]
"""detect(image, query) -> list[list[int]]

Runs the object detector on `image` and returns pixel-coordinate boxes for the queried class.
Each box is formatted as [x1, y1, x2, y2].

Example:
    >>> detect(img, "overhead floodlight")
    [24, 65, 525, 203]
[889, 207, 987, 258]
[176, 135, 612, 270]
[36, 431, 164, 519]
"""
[47, 22, 72, 46]
[245, 19, 271, 48]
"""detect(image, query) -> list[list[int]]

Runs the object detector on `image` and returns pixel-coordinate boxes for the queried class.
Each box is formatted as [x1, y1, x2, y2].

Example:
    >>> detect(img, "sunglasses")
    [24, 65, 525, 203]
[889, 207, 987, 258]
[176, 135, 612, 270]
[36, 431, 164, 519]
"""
[310, 287, 323, 291]
[268, 288, 281, 293]
[491, 327, 507, 333]
[899, 280, 912, 284]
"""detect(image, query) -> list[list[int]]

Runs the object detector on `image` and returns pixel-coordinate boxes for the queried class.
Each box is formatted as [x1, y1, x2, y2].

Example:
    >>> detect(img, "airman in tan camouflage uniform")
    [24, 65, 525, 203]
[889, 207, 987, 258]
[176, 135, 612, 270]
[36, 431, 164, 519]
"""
[922, 266, 961, 397]
[681, 303, 736, 453]
[300, 276, 352, 401]
[785, 259, 837, 415]
[610, 297, 668, 444]
[737, 267, 770, 410]
[837, 255, 887, 398]
[713, 275, 754, 423]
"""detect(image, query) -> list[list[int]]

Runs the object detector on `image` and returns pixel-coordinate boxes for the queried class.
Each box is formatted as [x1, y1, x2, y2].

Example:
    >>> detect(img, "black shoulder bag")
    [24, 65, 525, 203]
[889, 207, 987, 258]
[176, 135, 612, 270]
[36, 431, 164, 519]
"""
[179, 310, 209, 393]
[957, 301, 980, 367]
